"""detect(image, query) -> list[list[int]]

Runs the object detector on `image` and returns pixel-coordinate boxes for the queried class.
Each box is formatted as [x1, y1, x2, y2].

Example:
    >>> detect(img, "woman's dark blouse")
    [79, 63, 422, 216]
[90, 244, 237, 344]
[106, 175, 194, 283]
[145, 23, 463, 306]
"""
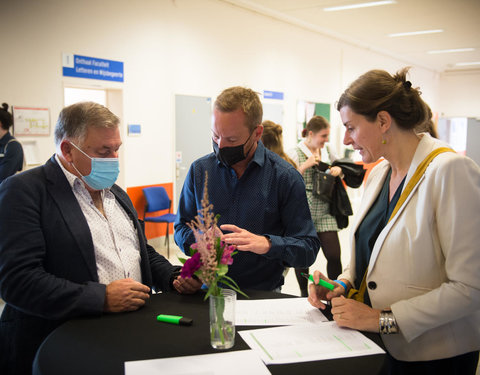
[354, 169, 406, 306]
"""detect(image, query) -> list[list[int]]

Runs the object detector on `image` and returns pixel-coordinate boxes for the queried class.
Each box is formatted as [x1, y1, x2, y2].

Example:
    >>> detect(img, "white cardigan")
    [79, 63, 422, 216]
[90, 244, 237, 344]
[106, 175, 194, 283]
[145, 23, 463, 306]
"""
[339, 133, 480, 361]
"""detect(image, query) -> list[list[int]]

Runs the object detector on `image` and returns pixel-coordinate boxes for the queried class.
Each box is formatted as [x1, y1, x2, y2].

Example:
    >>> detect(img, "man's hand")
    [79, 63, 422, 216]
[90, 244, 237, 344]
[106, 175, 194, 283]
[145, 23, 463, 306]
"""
[220, 224, 271, 254]
[173, 276, 203, 294]
[104, 278, 150, 313]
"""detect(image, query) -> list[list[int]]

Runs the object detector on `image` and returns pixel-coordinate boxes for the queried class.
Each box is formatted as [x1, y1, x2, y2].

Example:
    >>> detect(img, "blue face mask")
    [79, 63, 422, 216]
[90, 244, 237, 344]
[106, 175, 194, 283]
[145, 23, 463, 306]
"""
[70, 142, 120, 190]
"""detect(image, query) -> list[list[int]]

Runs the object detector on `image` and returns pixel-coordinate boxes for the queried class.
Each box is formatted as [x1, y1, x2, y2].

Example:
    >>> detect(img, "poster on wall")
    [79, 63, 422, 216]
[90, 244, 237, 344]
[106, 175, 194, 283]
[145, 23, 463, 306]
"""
[13, 106, 50, 136]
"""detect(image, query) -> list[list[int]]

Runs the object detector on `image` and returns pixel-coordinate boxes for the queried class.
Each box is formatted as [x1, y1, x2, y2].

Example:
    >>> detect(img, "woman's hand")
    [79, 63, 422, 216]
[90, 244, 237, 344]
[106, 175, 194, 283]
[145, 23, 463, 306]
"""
[307, 270, 346, 310]
[329, 166, 342, 177]
[331, 296, 381, 332]
[298, 155, 319, 175]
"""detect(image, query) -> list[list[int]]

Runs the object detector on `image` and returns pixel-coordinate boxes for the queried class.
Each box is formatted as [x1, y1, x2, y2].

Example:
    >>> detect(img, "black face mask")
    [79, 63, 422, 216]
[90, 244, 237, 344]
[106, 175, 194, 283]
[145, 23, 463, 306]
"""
[212, 129, 256, 167]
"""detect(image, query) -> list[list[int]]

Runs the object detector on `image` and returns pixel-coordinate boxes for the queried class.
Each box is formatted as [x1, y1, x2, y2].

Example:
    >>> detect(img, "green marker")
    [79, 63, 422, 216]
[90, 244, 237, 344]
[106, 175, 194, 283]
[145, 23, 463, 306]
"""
[156, 314, 193, 326]
[301, 272, 335, 291]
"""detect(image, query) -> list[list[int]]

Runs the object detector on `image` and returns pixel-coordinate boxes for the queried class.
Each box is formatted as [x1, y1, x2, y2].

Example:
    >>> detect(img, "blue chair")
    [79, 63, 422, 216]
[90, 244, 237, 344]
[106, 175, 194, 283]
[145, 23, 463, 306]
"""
[142, 186, 176, 258]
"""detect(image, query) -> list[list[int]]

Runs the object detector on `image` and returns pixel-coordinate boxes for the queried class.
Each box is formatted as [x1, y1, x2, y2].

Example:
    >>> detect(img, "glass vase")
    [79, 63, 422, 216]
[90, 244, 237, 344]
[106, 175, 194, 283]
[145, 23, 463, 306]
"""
[209, 289, 236, 349]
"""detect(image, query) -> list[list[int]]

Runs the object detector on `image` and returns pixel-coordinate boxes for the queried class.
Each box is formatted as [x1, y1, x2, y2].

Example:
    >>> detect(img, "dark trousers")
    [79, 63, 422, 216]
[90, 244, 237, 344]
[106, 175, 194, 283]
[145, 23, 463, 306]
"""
[382, 351, 479, 375]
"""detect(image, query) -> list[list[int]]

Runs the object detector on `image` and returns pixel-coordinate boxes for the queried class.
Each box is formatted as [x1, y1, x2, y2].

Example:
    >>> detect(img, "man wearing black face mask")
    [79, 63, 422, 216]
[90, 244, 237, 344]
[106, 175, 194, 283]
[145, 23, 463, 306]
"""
[175, 87, 320, 291]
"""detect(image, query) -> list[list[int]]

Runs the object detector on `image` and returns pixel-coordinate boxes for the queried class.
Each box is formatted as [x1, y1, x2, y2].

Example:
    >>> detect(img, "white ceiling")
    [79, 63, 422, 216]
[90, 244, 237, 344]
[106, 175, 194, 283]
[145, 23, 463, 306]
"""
[222, 0, 480, 73]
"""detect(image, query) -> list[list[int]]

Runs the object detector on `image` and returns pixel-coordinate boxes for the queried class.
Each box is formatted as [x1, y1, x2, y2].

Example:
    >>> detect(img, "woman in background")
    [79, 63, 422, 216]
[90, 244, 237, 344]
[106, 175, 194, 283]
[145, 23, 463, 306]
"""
[0, 103, 24, 184]
[308, 67, 479, 374]
[261, 120, 297, 167]
[288, 116, 342, 297]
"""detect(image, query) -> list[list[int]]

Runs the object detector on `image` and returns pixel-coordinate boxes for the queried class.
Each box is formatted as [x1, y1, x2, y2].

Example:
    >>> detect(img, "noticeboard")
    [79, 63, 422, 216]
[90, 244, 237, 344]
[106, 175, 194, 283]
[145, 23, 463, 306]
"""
[13, 106, 50, 136]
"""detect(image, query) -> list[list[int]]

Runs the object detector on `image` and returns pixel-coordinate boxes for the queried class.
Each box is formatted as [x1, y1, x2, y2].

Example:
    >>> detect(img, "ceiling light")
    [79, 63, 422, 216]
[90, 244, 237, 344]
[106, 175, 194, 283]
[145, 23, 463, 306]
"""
[324, 1, 396, 12]
[428, 48, 475, 54]
[455, 62, 480, 66]
[388, 29, 443, 37]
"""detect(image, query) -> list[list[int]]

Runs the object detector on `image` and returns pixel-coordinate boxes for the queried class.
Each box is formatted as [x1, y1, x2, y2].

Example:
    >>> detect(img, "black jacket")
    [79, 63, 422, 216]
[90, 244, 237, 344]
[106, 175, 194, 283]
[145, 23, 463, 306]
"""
[330, 159, 366, 229]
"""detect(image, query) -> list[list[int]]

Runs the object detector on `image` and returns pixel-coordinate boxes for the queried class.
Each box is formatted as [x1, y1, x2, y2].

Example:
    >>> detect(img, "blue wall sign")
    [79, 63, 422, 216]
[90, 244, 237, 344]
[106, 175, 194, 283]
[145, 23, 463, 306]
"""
[128, 124, 141, 135]
[263, 90, 284, 100]
[62, 53, 124, 82]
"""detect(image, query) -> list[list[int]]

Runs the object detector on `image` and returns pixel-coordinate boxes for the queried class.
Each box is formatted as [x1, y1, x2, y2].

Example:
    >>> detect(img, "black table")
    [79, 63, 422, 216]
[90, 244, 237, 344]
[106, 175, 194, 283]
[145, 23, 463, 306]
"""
[33, 291, 386, 375]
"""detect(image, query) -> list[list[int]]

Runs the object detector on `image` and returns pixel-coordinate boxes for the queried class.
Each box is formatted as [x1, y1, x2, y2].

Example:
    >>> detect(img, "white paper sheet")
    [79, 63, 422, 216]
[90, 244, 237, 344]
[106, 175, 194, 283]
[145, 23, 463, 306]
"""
[235, 298, 328, 325]
[239, 322, 385, 365]
[124, 349, 271, 375]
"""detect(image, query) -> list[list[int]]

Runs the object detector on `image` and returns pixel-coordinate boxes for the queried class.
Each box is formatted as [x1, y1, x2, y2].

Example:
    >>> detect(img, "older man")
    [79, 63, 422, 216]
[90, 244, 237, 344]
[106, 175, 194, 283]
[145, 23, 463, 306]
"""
[175, 87, 320, 291]
[0, 102, 200, 375]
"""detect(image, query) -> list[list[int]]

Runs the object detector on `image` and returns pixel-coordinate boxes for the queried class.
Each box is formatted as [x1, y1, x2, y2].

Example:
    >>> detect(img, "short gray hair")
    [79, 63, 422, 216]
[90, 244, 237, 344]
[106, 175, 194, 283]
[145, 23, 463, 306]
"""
[54, 101, 119, 146]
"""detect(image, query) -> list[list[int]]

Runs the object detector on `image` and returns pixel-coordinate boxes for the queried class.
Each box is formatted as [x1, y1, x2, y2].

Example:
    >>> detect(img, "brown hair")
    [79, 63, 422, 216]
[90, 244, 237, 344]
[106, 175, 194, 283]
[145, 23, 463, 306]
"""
[261, 120, 297, 168]
[54, 101, 119, 146]
[416, 103, 438, 138]
[336, 67, 428, 130]
[301, 115, 330, 138]
[214, 87, 263, 132]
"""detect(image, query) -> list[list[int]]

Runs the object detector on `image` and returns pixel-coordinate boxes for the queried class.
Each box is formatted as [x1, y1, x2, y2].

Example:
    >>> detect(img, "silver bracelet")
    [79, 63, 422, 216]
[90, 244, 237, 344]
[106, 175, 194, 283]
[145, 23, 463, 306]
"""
[379, 310, 399, 334]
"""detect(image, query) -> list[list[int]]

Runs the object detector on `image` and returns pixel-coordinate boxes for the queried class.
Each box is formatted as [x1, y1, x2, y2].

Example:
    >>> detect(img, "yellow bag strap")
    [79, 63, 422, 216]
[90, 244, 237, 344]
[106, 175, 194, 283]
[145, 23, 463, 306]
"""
[348, 146, 453, 302]
[387, 147, 453, 223]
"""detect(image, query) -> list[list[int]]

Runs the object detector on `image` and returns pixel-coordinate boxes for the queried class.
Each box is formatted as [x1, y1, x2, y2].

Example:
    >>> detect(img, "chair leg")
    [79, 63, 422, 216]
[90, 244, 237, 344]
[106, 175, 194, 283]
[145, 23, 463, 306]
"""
[165, 223, 170, 259]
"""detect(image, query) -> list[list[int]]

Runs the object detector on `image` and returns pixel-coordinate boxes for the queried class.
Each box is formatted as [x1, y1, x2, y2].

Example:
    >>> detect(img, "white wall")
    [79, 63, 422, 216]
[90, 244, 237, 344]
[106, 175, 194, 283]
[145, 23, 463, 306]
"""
[1, 0, 478, 190]
[438, 70, 480, 118]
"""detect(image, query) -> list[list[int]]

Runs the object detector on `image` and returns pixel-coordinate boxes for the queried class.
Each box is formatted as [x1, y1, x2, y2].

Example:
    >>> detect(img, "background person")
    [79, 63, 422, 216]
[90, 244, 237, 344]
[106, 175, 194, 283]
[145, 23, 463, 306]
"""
[287, 116, 343, 297]
[174, 87, 320, 292]
[0, 102, 201, 375]
[308, 68, 480, 374]
[0, 103, 24, 184]
[261, 120, 297, 167]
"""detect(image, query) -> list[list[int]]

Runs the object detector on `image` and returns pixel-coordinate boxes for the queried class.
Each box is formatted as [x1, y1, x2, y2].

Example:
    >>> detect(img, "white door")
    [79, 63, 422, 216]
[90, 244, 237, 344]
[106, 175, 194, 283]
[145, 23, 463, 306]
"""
[175, 95, 212, 206]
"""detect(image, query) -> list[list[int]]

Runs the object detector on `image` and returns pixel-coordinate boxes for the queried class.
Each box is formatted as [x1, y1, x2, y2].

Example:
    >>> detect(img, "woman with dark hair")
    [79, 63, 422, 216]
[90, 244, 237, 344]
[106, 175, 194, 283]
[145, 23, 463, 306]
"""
[0, 103, 24, 184]
[308, 68, 480, 374]
[288, 116, 343, 297]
